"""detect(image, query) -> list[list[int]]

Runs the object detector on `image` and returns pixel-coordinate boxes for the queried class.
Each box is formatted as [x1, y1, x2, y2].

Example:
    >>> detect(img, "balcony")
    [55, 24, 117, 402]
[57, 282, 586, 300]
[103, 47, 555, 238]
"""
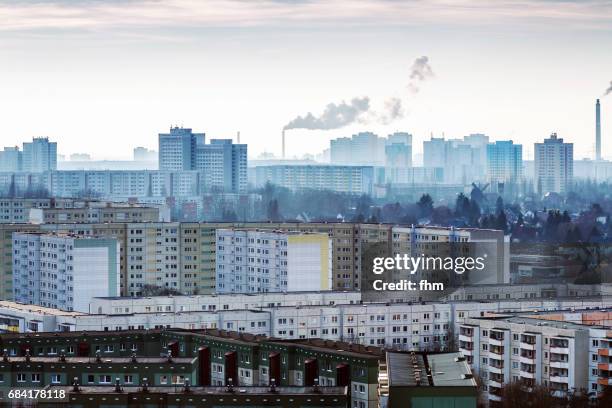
[488, 365, 504, 375]
[520, 370, 535, 379]
[489, 336, 505, 347]
[459, 347, 473, 356]
[459, 327, 474, 338]
[550, 346, 569, 354]
[489, 352, 504, 361]
[459, 334, 473, 343]
[488, 379, 503, 389]
[550, 375, 569, 384]
[519, 356, 535, 365]
[520, 336, 537, 350]
[550, 360, 569, 369]
[598, 378, 612, 386]
[488, 394, 502, 402]
[598, 363, 612, 372]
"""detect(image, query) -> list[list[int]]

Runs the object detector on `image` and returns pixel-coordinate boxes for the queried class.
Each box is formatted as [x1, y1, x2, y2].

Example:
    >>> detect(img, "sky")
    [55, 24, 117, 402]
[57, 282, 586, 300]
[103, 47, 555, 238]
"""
[0, 0, 612, 160]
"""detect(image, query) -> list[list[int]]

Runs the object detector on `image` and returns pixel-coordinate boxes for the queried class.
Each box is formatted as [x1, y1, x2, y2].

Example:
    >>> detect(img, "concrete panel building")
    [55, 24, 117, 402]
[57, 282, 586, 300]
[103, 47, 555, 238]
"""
[215, 229, 331, 293]
[12, 233, 120, 312]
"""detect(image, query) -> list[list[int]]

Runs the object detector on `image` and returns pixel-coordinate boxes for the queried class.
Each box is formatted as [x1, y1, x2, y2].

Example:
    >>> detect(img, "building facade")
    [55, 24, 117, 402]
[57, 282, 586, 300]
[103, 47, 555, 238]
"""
[534, 133, 574, 194]
[216, 229, 331, 294]
[486, 140, 523, 185]
[12, 233, 120, 312]
[22, 137, 57, 173]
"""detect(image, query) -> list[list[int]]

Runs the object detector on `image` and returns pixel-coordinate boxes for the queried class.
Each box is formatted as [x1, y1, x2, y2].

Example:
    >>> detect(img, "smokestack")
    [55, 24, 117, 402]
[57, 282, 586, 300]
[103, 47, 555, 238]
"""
[596, 99, 601, 161]
[237, 131, 241, 144]
[282, 129, 286, 159]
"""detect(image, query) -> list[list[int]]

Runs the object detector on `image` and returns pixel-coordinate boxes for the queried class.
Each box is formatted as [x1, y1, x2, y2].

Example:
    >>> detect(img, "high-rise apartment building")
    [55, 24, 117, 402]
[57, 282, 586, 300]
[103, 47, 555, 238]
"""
[0, 147, 22, 172]
[158, 127, 247, 193]
[486, 140, 523, 185]
[215, 229, 331, 294]
[12, 232, 120, 312]
[158, 127, 204, 171]
[423, 135, 489, 184]
[196, 139, 248, 193]
[133, 146, 158, 161]
[330, 132, 412, 167]
[534, 133, 573, 194]
[22, 137, 57, 173]
[330, 132, 386, 165]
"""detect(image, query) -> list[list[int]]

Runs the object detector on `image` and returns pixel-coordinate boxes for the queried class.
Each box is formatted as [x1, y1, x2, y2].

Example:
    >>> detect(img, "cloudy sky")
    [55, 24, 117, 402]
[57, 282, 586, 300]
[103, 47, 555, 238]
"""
[1, 0, 611, 160]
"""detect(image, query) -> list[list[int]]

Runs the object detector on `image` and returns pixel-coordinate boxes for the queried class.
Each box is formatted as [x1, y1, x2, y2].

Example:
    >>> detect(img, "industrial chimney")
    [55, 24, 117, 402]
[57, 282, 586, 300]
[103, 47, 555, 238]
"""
[596, 99, 601, 161]
[282, 129, 286, 159]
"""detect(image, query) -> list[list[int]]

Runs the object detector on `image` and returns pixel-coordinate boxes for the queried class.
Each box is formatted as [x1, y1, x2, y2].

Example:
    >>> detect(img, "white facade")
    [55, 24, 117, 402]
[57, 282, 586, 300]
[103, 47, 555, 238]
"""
[215, 229, 331, 293]
[252, 165, 375, 195]
[535, 133, 574, 194]
[459, 315, 594, 403]
[12, 233, 120, 312]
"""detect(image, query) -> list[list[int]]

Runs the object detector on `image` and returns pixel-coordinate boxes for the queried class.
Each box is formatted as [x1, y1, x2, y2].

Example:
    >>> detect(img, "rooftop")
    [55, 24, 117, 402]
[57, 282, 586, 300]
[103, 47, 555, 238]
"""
[386, 352, 476, 388]
[0, 301, 84, 316]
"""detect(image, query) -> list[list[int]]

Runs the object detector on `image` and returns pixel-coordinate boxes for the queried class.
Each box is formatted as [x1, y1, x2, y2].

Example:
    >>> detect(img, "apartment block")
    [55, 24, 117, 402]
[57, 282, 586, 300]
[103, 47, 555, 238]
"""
[216, 229, 331, 293]
[22, 137, 57, 173]
[459, 315, 591, 404]
[534, 132, 574, 194]
[0, 328, 379, 408]
[12, 232, 120, 312]
[252, 165, 375, 195]
[0, 197, 164, 224]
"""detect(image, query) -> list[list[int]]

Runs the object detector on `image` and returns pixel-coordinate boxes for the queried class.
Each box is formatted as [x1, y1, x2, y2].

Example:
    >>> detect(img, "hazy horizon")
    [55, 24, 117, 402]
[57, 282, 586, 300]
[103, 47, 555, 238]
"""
[1, 0, 612, 160]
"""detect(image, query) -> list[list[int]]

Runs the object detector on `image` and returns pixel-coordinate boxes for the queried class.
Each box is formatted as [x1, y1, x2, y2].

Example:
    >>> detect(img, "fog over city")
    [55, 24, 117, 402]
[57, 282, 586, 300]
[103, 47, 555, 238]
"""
[0, 0, 611, 159]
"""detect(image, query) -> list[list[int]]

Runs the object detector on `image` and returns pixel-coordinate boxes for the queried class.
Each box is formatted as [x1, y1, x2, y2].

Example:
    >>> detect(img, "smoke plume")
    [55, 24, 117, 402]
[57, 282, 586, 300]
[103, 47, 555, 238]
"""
[283, 56, 433, 130]
[378, 97, 405, 125]
[605, 80, 612, 96]
[283, 97, 371, 130]
[408, 56, 434, 94]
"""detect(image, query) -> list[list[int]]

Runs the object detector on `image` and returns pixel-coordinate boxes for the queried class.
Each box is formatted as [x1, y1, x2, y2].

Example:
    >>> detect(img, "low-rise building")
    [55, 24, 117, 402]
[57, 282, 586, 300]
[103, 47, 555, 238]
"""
[379, 351, 478, 408]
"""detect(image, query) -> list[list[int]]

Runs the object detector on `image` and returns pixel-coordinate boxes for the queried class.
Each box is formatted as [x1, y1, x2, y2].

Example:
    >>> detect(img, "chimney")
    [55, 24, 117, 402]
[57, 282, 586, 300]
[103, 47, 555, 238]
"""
[237, 131, 241, 144]
[282, 129, 286, 159]
[596, 99, 602, 161]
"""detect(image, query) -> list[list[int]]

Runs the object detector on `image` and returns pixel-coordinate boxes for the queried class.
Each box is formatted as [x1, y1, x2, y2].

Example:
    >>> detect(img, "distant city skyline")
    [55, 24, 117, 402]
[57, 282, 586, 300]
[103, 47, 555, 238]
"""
[1, 0, 611, 160]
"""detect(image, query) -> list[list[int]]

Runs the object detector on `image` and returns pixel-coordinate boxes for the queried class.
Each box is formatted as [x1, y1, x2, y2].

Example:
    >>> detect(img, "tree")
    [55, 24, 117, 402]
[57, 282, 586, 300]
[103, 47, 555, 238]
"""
[455, 193, 471, 218]
[417, 194, 434, 218]
[496, 196, 504, 215]
[266, 199, 281, 221]
[496, 210, 508, 233]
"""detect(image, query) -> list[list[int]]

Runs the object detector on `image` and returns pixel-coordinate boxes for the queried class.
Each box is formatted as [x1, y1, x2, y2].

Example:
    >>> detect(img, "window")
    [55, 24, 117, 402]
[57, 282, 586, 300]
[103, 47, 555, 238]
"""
[124, 375, 133, 384]
[160, 375, 168, 384]
[31, 374, 41, 383]
[51, 374, 61, 384]
[99, 375, 111, 384]
[17, 374, 26, 382]
[88, 375, 95, 383]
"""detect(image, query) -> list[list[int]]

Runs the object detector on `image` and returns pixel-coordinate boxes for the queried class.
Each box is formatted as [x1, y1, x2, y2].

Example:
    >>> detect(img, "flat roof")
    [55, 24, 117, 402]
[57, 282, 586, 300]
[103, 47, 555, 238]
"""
[428, 352, 477, 387]
[2, 356, 196, 364]
[387, 352, 428, 387]
[53, 385, 347, 396]
[386, 352, 477, 388]
[0, 301, 84, 317]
